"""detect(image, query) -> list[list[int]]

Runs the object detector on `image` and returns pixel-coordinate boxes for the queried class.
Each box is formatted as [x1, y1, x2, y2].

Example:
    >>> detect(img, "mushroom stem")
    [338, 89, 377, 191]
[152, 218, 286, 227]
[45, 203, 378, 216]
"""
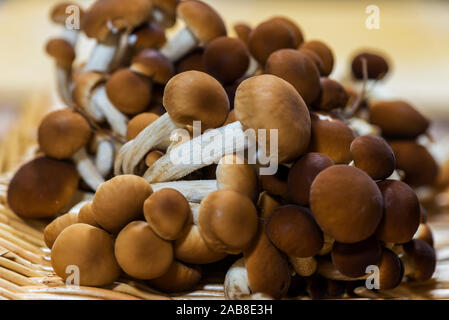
[114, 140, 133, 175]
[245, 56, 259, 77]
[151, 180, 217, 203]
[83, 39, 119, 72]
[160, 28, 197, 62]
[289, 256, 317, 277]
[91, 86, 128, 136]
[224, 258, 251, 300]
[72, 147, 105, 191]
[95, 138, 115, 177]
[60, 28, 78, 47]
[55, 66, 73, 106]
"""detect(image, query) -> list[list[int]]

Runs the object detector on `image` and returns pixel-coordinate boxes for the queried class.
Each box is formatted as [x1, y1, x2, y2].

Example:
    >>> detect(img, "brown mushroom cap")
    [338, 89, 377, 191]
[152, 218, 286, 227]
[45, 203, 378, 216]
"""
[389, 140, 439, 187]
[115, 220, 173, 279]
[310, 165, 383, 243]
[377, 248, 404, 290]
[198, 190, 258, 254]
[234, 74, 311, 163]
[72, 71, 106, 115]
[105, 68, 152, 115]
[92, 175, 153, 233]
[403, 239, 436, 281]
[267, 205, 323, 257]
[300, 48, 326, 76]
[244, 223, 291, 299]
[44, 212, 79, 248]
[288, 152, 334, 206]
[233, 23, 252, 47]
[51, 223, 120, 286]
[313, 77, 349, 111]
[248, 19, 296, 65]
[78, 202, 100, 227]
[163, 71, 229, 130]
[265, 49, 321, 106]
[177, 0, 226, 44]
[131, 22, 166, 50]
[144, 188, 191, 240]
[268, 17, 304, 48]
[259, 165, 289, 197]
[223, 109, 236, 126]
[38, 109, 91, 160]
[375, 180, 420, 244]
[203, 37, 250, 85]
[45, 38, 76, 69]
[300, 40, 334, 76]
[350, 135, 396, 180]
[126, 112, 159, 140]
[50, 2, 84, 25]
[175, 47, 207, 73]
[370, 100, 429, 139]
[147, 261, 201, 293]
[331, 236, 382, 278]
[351, 52, 389, 80]
[8, 157, 79, 219]
[131, 49, 175, 84]
[145, 150, 164, 167]
[308, 113, 355, 164]
[152, 0, 179, 28]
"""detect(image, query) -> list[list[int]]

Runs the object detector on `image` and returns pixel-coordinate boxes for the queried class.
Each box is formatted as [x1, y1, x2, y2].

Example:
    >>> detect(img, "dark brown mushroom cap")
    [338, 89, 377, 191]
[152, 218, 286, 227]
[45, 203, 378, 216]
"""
[310, 165, 383, 243]
[44, 212, 79, 248]
[375, 180, 420, 244]
[308, 113, 355, 164]
[244, 222, 291, 299]
[147, 261, 201, 293]
[331, 236, 382, 278]
[350, 135, 396, 180]
[233, 23, 252, 47]
[234, 74, 311, 163]
[248, 19, 296, 65]
[38, 109, 91, 159]
[163, 71, 229, 130]
[45, 38, 76, 69]
[203, 37, 250, 85]
[115, 221, 173, 279]
[389, 141, 439, 187]
[175, 47, 207, 73]
[131, 49, 175, 84]
[300, 40, 334, 76]
[403, 239, 436, 281]
[288, 152, 334, 206]
[177, 0, 226, 44]
[106, 68, 152, 115]
[259, 165, 289, 197]
[152, 0, 179, 28]
[300, 48, 326, 76]
[92, 175, 153, 233]
[50, 2, 84, 25]
[78, 202, 100, 227]
[267, 205, 323, 257]
[83, 0, 152, 42]
[370, 100, 429, 139]
[126, 112, 159, 140]
[351, 52, 389, 80]
[377, 248, 404, 290]
[131, 22, 166, 50]
[268, 17, 304, 48]
[51, 223, 120, 286]
[265, 49, 321, 106]
[313, 78, 348, 111]
[8, 157, 79, 219]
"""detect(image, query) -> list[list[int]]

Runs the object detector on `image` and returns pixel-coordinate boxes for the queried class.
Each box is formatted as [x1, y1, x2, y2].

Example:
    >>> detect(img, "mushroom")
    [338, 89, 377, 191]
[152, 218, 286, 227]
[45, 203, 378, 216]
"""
[224, 258, 251, 299]
[312, 77, 348, 111]
[77, 202, 100, 227]
[402, 239, 436, 281]
[37, 109, 105, 190]
[159, 0, 226, 62]
[115, 220, 173, 280]
[377, 248, 404, 290]
[375, 180, 420, 244]
[147, 261, 201, 293]
[254, 167, 288, 198]
[175, 47, 207, 73]
[92, 175, 153, 233]
[300, 40, 334, 76]
[50, 2, 84, 45]
[150, 0, 180, 28]
[233, 23, 252, 47]
[310, 165, 383, 243]
[350, 135, 396, 180]
[299, 48, 326, 76]
[289, 256, 318, 277]
[130, 49, 175, 85]
[414, 224, 434, 247]
[129, 22, 166, 52]
[257, 191, 281, 219]
[7, 157, 79, 219]
[88, 132, 115, 178]
[51, 223, 120, 286]
[351, 52, 389, 80]
[44, 212, 79, 248]
[268, 17, 304, 48]
[287, 152, 334, 206]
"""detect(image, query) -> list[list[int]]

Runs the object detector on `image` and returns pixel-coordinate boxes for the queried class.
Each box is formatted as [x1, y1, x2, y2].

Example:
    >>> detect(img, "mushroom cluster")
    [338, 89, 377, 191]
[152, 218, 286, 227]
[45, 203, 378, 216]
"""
[7, 0, 440, 299]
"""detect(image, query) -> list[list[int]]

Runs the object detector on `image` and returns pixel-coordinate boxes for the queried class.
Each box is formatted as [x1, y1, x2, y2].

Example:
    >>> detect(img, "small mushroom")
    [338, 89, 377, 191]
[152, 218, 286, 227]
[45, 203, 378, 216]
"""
[351, 52, 389, 80]
[289, 256, 318, 277]
[44, 212, 79, 248]
[224, 258, 251, 299]
[268, 17, 304, 48]
[129, 22, 166, 52]
[300, 48, 326, 76]
[126, 112, 160, 141]
[233, 23, 252, 47]
[377, 248, 404, 290]
[300, 40, 334, 76]
[312, 77, 348, 111]
[78, 202, 100, 227]
[151, 0, 180, 28]
[131, 49, 175, 86]
[146, 150, 164, 167]
[402, 239, 436, 281]
[147, 261, 201, 293]
[175, 47, 207, 73]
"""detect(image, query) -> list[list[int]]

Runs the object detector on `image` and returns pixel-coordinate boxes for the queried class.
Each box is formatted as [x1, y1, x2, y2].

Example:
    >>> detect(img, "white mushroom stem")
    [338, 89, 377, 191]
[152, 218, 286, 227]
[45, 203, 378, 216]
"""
[55, 66, 73, 106]
[95, 138, 115, 177]
[143, 121, 249, 183]
[245, 56, 259, 77]
[72, 148, 105, 191]
[224, 258, 251, 300]
[83, 34, 120, 72]
[91, 86, 128, 136]
[60, 28, 79, 46]
[114, 140, 133, 175]
[160, 27, 197, 62]
[189, 202, 200, 224]
[151, 180, 217, 203]
[68, 200, 91, 214]
[346, 117, 381, 136]
[289, 256, 317, 277]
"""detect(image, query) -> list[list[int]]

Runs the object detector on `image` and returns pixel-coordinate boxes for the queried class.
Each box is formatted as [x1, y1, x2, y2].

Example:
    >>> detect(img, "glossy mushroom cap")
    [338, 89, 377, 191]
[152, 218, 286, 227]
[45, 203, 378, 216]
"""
[377, 248, 404, 290]
[131, 22, 166, 51]
[50, 2, 84, 25]
[38, 109, 91, 160]
[370, 100, 429, 139]
[198, 190, 258, 254]
[308, 113, 355, 164]
[92, 175, 153, 233]
[126, 112, 159, 140]
[310, 165, 383, 243]
[148, 261, 201, 293]
[163, 71, 229, 130]
[248, 19, 296, 65]
[45, 38, 75, 69]
[115, 221, 173, 279]
[267, 205, 323, 257]
[288, 152, 334, 206]
[152, 0, 179, 28]
[313, 78, 348, 111]
[265, 49, 321, 106]
[259, 165, 289, 197]
[350, 135, 396, 180]
[233, 23, 252, 47]
[175, 47, 207, 73]
[389, 141, 439, 187]
[106, 68, 152, 115]
[203, 37, 250, 85]
[177, 0, 226, 44]
[300, 40, 334, 76]
[8, 157, 79, 218]
[51, 223, 120, 286]
[268, 17, 304, 48]
[300, 48, 326, 76]
[403, 239, 436, 281]
[331, 236, 382, 278]
[234, 74, 311, 163]
[351, 52, 389, 80]
[78, 202, 100, 227]
[44, 212, 79, 248]
[83, 0, 153, 42]
[131, 49, 175, 84]
[375, 180, 420, 244]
